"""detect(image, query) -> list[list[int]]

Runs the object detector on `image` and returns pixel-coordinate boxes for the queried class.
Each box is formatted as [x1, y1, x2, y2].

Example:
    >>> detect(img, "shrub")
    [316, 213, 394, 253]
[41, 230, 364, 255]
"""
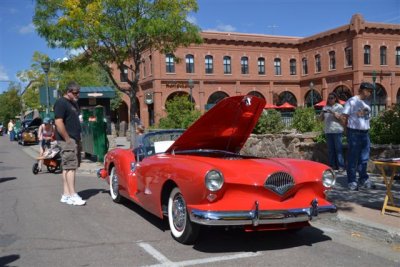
[291, 107, 320, 133]
[253, 109, 285, 134]
[157, 95, 201, 129]
[370, 104, 400, 144]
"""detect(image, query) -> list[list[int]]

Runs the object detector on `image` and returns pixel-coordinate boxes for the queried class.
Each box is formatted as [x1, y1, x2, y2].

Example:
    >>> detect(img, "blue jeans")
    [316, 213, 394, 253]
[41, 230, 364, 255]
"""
[325, 133, 345, 169]
[9, 130, 15, 141]
[346, 128, 370, 184]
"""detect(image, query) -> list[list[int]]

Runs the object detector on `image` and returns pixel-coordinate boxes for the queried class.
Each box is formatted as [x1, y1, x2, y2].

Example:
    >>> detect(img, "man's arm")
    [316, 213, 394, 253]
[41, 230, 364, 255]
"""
[54, 118, 71, 143]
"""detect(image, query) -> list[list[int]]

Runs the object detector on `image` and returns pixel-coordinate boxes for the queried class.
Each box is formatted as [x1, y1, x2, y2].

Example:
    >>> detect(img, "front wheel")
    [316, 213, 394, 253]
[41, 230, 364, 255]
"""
[168, 187, 199, 244]
[109, 167, 121, 203]
[32, 163, 39, 175]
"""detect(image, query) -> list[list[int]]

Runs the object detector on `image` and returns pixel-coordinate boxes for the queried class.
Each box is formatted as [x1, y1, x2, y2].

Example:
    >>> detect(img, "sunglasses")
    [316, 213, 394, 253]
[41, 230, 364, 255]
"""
[71, 91, 80, 95]
[328, 97, 335, 100]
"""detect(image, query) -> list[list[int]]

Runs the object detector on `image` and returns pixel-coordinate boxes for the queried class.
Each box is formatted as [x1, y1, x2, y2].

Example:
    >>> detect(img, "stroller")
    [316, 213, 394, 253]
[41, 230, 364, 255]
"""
[32, 141, 62, 174]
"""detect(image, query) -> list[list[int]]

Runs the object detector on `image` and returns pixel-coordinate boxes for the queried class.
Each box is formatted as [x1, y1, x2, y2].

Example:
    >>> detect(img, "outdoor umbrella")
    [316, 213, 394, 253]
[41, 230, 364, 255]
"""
[314, 99, 346, 107]
[264, 103, 278, 109]
[276, 102, 296, 109]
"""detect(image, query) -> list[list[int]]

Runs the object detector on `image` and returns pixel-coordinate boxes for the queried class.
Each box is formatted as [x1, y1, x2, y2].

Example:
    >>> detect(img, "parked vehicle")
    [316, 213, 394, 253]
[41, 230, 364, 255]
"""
[0, 123, 3, 136]
[17, 118, 42, 145]
[97, 96, 337, 244]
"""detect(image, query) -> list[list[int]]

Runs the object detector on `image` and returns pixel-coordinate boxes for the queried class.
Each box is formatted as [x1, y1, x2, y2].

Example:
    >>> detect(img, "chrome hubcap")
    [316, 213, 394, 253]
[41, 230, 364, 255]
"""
[112, 173, 118, 196]
[172, 194, 186, 231]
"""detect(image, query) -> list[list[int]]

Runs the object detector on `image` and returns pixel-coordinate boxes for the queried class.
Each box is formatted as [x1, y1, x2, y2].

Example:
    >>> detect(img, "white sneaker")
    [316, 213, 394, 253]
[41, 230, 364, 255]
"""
[60, 194, 70, 203]
[67, 194, 86, 206]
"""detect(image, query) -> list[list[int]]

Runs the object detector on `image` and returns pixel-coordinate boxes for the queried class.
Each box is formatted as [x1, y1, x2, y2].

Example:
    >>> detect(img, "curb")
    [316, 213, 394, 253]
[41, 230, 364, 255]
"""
[319, 213, 400, 244]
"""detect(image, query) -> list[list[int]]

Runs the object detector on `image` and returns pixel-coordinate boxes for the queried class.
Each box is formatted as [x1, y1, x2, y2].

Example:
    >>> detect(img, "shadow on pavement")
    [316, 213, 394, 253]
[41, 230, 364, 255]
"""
[0, 254, 20, 267]
[0, 177, 17, 183]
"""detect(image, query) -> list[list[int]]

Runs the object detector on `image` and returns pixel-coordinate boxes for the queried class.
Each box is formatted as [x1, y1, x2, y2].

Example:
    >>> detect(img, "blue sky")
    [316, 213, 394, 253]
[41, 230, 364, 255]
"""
[0, 0, 399, 93]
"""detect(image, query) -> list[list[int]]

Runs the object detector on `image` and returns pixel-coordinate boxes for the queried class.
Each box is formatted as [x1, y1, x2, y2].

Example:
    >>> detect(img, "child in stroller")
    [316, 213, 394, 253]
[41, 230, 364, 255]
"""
[32, 140, 62, 174]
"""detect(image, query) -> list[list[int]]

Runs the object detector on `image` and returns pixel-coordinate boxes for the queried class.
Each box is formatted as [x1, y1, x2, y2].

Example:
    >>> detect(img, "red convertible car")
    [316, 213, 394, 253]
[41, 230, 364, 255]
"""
[98, 96, 337, 244]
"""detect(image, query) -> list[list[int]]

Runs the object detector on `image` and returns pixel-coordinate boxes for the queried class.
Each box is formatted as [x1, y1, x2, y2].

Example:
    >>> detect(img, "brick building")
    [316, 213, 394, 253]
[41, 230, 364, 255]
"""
[113, 14, 400, 128]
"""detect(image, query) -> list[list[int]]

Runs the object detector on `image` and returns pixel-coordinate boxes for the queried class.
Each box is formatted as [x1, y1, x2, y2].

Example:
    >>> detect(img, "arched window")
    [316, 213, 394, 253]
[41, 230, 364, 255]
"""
[373, 83, 387, 114]
[289, 59, 296, 75]
[302, 58, 308, 75]
[329, 51, 336, 70]
[258, 57, 265, 75]
[364, 45, 371, 65]
[247, 91, 265, 99]
[278, 91, 297, 106]
[274, 58, 281, 75]
[315, 54, 321, 72]
[380, 46, 387, 65]
[396, 47, 400, 66]
[205, 55, 213, 74]
[241, 56, 249, 74]
[345, 47, 352, 66]
[206, 91, 229, 110]
[305, 89, 322, 107]
[186, 54, 195, 73]
[223, 56, 231, 74]
[120, 65, 128, 82]
[333, 86, 352, 101]
[165, 54, 175, 73]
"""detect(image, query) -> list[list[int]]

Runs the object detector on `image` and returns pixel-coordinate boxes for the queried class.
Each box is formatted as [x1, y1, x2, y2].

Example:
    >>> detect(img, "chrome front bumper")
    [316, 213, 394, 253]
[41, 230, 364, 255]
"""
[190, 199, 337, 226]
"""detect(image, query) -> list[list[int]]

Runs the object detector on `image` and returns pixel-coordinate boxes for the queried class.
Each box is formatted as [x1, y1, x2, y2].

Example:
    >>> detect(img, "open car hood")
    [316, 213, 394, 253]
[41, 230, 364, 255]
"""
[167, 96, 266, 154]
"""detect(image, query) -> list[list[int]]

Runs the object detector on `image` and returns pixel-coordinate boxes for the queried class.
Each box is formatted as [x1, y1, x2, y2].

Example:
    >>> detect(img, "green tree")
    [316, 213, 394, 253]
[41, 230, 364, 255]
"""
[253, 109, 285, 134]
[0, 84, 22, 124]
[34, 0, 202, 145]
[370, 104, 400, 144]
[291, 107, 320, 133]
[158, 95, 201, 129]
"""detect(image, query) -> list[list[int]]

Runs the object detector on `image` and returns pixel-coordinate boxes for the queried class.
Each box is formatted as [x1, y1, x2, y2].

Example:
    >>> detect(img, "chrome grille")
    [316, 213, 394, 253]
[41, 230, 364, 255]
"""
[264, 172, 295, 195]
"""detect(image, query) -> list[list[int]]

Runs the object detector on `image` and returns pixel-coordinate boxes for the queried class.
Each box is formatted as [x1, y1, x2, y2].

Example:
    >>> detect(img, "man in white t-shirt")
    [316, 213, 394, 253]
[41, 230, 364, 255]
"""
[341, 82, 375, 191]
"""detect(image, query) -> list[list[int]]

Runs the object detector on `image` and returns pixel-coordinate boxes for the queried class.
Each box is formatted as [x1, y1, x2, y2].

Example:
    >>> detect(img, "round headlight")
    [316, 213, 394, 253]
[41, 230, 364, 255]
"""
[205, 170, 224, 192]
[322, 169, 336, 188]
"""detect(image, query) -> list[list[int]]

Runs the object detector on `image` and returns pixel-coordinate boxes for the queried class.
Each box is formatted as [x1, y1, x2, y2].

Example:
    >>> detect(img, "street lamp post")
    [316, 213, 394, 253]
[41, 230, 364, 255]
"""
[188, 79, 194, 110]
[41, 61, 51, 116]
[372, 70, 377, 117]
[309, 81, 314, 107]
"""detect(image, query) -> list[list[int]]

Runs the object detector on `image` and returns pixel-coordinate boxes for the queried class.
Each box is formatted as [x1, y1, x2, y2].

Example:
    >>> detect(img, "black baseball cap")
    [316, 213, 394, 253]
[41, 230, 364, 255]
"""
[360, 82, 374, 90]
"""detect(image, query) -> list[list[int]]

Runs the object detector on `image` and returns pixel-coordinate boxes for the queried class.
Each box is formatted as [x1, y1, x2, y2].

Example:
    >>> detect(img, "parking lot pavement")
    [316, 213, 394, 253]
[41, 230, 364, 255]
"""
[22, 136, 400, 244]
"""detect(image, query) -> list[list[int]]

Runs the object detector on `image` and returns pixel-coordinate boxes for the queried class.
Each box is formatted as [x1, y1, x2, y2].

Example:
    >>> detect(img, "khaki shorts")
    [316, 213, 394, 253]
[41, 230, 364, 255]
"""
[58, 139, 82, 170]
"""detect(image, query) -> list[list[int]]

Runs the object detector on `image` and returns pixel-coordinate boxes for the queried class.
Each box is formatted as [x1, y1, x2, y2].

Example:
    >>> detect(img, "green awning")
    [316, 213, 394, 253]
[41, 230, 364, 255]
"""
[79, 86, 116, 99]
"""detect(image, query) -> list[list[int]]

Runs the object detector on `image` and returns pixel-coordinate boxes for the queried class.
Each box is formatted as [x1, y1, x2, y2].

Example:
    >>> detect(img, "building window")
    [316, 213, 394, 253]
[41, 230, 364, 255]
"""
[149, 55, 153, 75]
[274, 58, 281, 75]
[223, 56, 231, 74]
[205, 55, 213, 74]
[258, 57, 265, 75]
[289, 59, 296, 75]
[142, 59, 146, 78]
[315, 54, 321, 72]
[241, 56, 249, 74]
[302, 58, 308, 75]
[396, 47, 400, 66]
[120, 65, 128, 82]
[329, 51, 336, 70]
[364, 45, 371, 65]
[186, 54, 195, 73]
[380, 46, 387, 65]
[165, 54, 175, 73]
[345, 47, 352, 66]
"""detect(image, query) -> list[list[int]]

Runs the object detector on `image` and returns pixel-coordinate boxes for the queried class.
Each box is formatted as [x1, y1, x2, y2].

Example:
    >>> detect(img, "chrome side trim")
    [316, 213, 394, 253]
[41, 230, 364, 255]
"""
[190, 199, 337, 226]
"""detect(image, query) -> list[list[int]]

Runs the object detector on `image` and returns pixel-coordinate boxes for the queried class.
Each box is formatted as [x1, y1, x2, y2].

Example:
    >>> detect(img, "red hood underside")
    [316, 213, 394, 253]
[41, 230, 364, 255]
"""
[167, 96, 266, 154]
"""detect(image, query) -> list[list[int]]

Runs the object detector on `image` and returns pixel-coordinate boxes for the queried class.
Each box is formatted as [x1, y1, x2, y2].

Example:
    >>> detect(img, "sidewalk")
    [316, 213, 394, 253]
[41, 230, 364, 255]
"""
[24, 136, 399, 244]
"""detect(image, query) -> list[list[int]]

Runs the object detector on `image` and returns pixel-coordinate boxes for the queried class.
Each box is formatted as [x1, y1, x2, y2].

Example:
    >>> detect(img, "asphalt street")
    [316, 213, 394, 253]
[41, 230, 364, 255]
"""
[0, 136, 399, 267]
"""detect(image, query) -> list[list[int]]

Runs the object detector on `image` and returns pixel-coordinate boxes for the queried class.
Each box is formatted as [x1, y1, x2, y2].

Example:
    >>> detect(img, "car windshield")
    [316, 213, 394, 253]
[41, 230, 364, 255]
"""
[138, 130, 184, 157]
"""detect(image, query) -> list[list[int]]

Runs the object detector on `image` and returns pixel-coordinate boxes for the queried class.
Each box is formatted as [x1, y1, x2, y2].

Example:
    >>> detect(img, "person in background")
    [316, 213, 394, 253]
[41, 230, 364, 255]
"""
[8, 119, 15, 141]
[54, 81, 86, 206]
[37, 117, 55, 171]
[319, 92, 345, 173]
[341, 82, 375, 191]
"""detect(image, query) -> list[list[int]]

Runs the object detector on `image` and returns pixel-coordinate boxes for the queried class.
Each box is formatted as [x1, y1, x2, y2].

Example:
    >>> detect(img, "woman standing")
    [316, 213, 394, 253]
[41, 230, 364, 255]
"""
[319, 93, 345, 173]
